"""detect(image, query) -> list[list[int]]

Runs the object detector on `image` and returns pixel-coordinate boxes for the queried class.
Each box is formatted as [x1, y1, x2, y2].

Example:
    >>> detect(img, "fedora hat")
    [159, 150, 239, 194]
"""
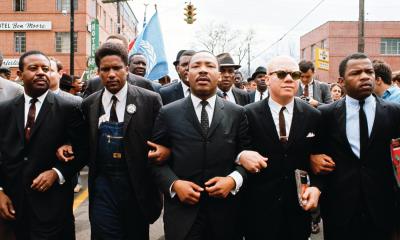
[251, 66, 267, 79]
[217, 53, 241, 70]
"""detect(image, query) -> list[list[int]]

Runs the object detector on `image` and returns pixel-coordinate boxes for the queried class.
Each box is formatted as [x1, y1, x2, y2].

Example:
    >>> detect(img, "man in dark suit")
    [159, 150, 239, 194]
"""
[296, 60, 332, 107]
[81, 42, 162, 239]
[216, 53, 250, 106]
[239, 56, 321, 240]
[159, 50, 195, 105]
[249, 66, 268, 103]
[127, 52, 162, 92]
[151, 51, 251, 240]
[0, 50, 88, 240]
[311, 53, 400, 239]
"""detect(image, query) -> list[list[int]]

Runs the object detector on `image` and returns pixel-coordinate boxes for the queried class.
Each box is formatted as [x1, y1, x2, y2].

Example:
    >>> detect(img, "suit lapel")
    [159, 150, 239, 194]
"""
[184, 97, 204, 137]
[297, 82, 303, 96]
[286, 99, 305, 148]
[29, 92, 53, 140]
[208, 97, 224, 138]
[258, 98, 281, 145]
[232, 88, 240, 105]
[13, 95, 25, 139]
[89, 90, 103, 148]
[123, 86, 138, 135]
[334, 98, 355, 155]
[313, 81, 321, 102]
[175, 82, 184, 100]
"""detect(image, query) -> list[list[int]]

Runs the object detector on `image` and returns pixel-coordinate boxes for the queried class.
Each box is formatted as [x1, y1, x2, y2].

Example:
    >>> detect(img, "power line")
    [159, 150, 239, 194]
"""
[251, 0, 326, 62]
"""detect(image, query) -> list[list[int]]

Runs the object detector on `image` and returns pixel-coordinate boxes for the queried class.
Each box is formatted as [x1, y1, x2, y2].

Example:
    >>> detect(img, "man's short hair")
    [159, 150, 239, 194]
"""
[106, 34, 129, 49]
[393, 71, 400, 82]
[189, 50, 219, 67]
[18, 50, 49, 71]
[180, 50, 196, 58]
[95, 42, 128, 68]
[298, 60, 315, 73]
[373, 60, 392, 85]
[128, 52, 145, 64]
[339, 52, 369, 78]
[49, 57, 63, 72]
[0, 66, 11, 74]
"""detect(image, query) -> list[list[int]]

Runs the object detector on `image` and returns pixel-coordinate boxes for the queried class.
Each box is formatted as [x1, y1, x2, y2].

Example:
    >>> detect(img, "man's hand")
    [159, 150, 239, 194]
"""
[31, 169, 59, 192]
[0, 192, 15, 220]
[147, 141, 171, 164]
[239, 150, 268, 173]
[301, 186, 321, 211]
[205, 176, 235, 198]
[308, 97, 319, 107]
[172, 180, 204, 205]
[56, 144, 74, 162]
[310, 154, 335, 175]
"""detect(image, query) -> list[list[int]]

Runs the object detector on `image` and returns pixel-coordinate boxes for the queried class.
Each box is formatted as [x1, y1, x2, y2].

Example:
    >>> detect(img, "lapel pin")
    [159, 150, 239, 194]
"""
[127, 104, 136, 114]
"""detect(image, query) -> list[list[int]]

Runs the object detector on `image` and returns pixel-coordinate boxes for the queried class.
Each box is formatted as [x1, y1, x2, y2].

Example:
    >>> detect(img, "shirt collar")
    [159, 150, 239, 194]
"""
[300, 79, 314, 87]
[181, 81, 190, 92]
[24, 90, 49, 104]
[346, 94, 374, 107]
[268, 96, 294, 114]
[103, 81, 128, 104]
[52, 88, 61, 95]
[384, 85, 398, 96]
[191, 93, 217, 109]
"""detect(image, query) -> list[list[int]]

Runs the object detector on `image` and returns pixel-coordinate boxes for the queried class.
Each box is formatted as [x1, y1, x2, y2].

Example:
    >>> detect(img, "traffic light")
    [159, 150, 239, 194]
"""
[184, 3, 196, 24]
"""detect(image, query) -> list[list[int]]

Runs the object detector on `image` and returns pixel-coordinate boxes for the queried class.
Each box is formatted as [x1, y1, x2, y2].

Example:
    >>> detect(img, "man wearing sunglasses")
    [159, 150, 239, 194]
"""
[238, 56, 322, 240]
[297, 60, 332, 107]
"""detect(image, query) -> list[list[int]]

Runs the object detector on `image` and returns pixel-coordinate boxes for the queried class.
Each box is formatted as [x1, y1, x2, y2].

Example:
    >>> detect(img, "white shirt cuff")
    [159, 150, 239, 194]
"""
[169, 181, 176, 198]
[235, 151, 244, 165]
[52, 168, 65, 185]
[228, 171, 243, 195]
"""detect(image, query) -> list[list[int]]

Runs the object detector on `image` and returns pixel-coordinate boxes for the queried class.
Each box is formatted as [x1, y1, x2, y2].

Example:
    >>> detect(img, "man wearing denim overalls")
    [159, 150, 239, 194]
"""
[80, 42, 163, 240]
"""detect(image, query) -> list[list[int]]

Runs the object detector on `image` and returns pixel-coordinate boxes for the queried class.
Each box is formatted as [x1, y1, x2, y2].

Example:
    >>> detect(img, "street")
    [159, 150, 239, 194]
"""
[73, 169, 323, 240]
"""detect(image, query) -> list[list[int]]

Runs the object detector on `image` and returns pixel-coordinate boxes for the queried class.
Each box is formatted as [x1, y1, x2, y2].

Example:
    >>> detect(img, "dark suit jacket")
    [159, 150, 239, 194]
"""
[315, 96, 400, 234]
[0, 91, 88, 234]
[83, 72, 155, 98]
[243, 98, 321, 239]
[159, 81, 184, 105]
[151, 96, 251, 240]
[81, 84, 163, 224]
[232, 87, 250, 106]
[296, 79, 332, 105]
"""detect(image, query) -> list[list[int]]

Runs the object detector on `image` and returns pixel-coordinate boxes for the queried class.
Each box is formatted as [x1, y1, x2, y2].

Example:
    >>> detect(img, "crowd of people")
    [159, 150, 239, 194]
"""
[0, 33, 399, 240]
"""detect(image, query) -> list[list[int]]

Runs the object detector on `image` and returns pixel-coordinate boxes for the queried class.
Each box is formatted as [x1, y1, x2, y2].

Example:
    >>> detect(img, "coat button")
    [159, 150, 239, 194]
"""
[23, 157, 28, 161]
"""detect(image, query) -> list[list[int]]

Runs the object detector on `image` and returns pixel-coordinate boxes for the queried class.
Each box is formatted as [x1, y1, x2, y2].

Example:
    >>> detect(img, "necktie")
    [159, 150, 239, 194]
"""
[303, 84, 309, 97]
[25, 98, 38, 142]
[110, 95, 118, 122]
[279, 106, 287, 143]
[223, 92, 228, 100]
[359, 100, 368, 158]
[260, 92, 263, 101]
[200, 100, 209, 137]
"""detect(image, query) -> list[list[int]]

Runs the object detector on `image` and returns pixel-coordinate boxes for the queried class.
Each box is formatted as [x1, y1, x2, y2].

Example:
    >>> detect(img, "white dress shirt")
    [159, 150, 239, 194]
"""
[99, 82, 128, 125]
[181, 81, 191, 98]
[268, 97, 294, 139]
[254, 89, 269, 102]
[169, 94, 243, 197]
[222, 87, 237, 104]
[345, 95, 375, 159]
[300, 79, 314, 98]
[24, 90, 65, 184]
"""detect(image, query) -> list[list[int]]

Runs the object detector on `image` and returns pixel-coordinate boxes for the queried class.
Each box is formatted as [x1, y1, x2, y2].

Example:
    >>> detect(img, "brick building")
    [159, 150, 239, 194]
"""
[0, 0, 138, 79]
[300, 21, 400, 83]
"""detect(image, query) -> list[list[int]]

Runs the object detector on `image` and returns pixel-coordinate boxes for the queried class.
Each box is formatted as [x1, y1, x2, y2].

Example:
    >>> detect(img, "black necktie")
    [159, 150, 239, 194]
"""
[260, 92, 263, 101]
[110, 95, 118, 122]
[279, 106, 287, 143]
[303, 84, 309, 97]
[200, 100, 209, 136]
[25, 98, 38, 142]
[223, 92, 228, 99]
[359, 100, 368, 158]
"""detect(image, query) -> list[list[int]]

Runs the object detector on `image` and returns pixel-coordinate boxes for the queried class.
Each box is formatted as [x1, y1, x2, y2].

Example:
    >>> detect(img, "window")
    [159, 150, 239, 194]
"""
[321, 39, 326, 49]
[14, 0, 26, 11]
[14, 32, 26, 53]
[110, 18, 113, 33]
[301, 48, 306, 59]
[56, 0, 78, 12]
[381, 38, 400, 55]
[103, 11, 107, 29]
[311, 44, 316, 61]
[55, 32, 77, 53]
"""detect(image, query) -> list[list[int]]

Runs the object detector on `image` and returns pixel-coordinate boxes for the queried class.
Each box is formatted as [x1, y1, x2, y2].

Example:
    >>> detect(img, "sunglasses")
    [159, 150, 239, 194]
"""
[269, 70, 302, 80]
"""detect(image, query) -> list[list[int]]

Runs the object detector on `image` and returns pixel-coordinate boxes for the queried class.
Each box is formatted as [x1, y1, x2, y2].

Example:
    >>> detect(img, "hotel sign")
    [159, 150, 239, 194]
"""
[3, 59, 19, 68]
[0, 21, 52, 31]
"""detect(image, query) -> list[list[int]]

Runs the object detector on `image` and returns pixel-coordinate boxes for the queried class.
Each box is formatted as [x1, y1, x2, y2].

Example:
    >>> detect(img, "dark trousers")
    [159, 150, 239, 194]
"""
[90, 174, 148, 240]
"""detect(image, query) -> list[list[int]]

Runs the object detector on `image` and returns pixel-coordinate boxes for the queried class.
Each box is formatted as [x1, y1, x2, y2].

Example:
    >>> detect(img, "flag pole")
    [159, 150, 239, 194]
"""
[143, 3, 149, 28]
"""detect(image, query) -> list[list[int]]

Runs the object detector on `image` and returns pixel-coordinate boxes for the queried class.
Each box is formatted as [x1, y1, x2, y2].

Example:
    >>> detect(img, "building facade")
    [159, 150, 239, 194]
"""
[300, 21, 400, 83]
[0, 0, 138, 79]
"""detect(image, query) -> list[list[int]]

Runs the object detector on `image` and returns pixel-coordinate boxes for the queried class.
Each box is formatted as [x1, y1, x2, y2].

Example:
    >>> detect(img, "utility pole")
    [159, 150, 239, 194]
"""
[70, 0, 75, 76]
[247, 42, 251, 77]
[358, 0, 365, 53]
[116, 0, 121, 33]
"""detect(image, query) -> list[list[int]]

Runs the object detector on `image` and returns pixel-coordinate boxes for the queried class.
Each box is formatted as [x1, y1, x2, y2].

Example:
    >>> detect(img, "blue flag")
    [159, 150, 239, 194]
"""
[130, 11, 168, 80]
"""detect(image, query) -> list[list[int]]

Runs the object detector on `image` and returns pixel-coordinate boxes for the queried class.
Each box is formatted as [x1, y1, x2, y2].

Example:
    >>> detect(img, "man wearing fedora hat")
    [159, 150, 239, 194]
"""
[217, 53, 250, 106]
[249, 66, 269, 103]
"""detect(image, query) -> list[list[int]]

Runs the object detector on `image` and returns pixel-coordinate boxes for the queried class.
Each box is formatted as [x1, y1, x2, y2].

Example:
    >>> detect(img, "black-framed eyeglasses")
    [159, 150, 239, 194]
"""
[269, 70, 302, 80]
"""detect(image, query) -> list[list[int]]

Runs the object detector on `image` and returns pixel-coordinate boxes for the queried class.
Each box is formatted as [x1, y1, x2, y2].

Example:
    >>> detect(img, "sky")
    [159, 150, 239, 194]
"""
[128, 0, 400, 79]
